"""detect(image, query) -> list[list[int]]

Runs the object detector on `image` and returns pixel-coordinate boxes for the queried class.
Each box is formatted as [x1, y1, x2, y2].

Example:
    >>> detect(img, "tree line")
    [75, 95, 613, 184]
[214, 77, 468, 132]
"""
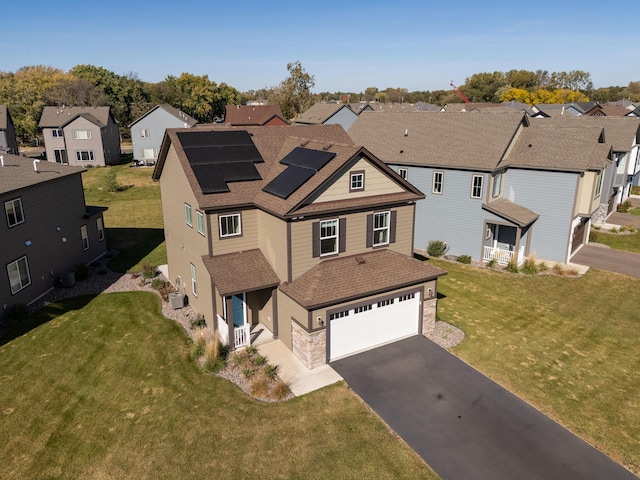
[0, 63, 637, 142]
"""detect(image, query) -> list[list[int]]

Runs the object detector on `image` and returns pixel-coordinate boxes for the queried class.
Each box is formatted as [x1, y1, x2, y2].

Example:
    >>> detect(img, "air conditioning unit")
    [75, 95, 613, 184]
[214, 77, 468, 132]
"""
[169, 292, 184, 310]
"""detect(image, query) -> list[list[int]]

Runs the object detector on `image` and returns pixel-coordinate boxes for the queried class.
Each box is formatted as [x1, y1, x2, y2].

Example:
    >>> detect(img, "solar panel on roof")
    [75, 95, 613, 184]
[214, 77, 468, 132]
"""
[280, 147, 335, 171]
[177, 130, 255, 148]
[190, 165, 231, 193]
[262, 165, 315, 199]
[183, 146, 264, 165]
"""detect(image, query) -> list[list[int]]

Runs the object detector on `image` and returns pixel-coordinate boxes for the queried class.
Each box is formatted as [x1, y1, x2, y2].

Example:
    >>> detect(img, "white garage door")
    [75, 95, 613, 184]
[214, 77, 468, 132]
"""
[329, 293, 420, 361]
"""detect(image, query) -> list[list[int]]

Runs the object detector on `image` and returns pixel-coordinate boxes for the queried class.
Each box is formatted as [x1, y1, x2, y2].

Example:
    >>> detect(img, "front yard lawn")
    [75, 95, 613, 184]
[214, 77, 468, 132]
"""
[0, 292, 437, 480]
[433, 259, 640, 475]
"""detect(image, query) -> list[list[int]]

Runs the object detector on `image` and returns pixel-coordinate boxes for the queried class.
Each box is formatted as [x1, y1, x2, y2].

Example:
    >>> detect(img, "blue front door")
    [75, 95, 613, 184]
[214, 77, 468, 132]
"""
[232, 294, 245, 327]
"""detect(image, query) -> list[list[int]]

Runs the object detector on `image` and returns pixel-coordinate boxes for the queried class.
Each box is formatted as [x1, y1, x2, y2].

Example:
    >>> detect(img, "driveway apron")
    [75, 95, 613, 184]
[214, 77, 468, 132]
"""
[332, 336, 638, 480]
[572, 244, 640, 277]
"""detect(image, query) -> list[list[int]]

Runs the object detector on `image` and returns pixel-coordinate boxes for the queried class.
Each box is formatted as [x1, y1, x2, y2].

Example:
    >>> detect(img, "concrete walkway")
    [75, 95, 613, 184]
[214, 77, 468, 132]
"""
[252, 328, 343, 396]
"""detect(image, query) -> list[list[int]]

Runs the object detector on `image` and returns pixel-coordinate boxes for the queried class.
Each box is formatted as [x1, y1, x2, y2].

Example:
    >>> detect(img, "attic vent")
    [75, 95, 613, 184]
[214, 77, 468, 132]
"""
[355, 256, 366, 265]
[322, 143, 333, 151]
[300, 140, 309, 147]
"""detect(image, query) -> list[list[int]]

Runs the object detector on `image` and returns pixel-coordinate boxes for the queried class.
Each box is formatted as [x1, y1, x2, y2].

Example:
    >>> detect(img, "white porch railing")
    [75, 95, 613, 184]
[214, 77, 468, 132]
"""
[216, 315, 250, 349]
[483, 246, 514, 265]
[234, 324, 250, 349]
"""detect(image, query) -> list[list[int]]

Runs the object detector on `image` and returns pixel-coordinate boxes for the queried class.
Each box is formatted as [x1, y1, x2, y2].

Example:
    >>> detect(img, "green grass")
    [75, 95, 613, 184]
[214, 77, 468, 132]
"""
[0, 292, 437, 480]
[432, 259, 640, 475]
[590, 229, 640, 254]
[82, 165, 166, 272]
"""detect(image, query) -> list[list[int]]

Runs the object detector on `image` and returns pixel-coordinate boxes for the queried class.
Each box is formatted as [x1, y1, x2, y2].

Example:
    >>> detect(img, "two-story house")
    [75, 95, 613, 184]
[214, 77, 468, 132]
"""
[293, 103, 360, 131]
[129, 104, 198, 165]
[39, 106, 121, 167]
[224, 105, 287, 126]
[0, 154, 108, 323]
[152, 125, 446, 368]
[349, 111, 612, 265]
[0, 106, 19, 155]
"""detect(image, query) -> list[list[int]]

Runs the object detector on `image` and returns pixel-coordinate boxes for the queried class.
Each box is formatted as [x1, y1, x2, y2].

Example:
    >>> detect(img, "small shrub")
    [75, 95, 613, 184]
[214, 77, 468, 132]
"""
[191, 342, 205, 359]
[486, 258, 497, 268]
[521, 256, 539, 275]
[457, 254, 471, 264]
[592, 225, 601, 231]
[619, 226, 628, 233]
[141, 262, 157, 279]
[203, 335, 226, 372]
[271, 378, 292, 400]
[251, 354, 267, 367]
[264, 364, 279, 381]
[250, 376, 270, 398]
[552, 263, 567, 276]
[617, 200, 632, 213]
[504, 259, 519, 273]
[245, 345, 257, 355]
[190, 313, 206, 330]
[74, 263, 89, 281]
[103, 169, 121, 193]
[243, 368, 257, 379]
[538, 262, 548, 272]
[610, 227, 619, 234]
[427, 240, 448, 257]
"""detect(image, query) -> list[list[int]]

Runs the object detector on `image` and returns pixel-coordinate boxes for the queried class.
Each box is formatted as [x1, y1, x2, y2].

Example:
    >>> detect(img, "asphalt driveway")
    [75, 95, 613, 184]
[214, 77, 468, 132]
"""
[332, 336, 638, 480]
[572, 244, 640, 278]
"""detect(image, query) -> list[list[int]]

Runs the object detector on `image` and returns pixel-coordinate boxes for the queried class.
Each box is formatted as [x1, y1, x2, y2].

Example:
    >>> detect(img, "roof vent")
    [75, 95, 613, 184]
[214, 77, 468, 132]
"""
[0, 155, 4, 167]
[322, 143, 333, 151]
[355, 256, 366, 265]
[404, 129, 408, 136]
[33, 159, 40, 172]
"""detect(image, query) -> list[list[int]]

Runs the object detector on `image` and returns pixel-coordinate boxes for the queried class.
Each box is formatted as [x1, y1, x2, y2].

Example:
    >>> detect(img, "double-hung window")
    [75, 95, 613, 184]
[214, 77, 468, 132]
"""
[140, 128, 150, 138]
[76, 150, 95, 162]
[72, 129, 92, 140]
[190, 263, 197, 297]
[7, 256, 31, 294]
[219, 213, 241, 238]
[594, 170, 604, 199]
[185, 204, 193, 227]
[350, 171, 364, 191]
[398, 168, 408, 180]
[81, 225, 89, 250]
[52, 129, 63, 138]
[471, 175, 483, 199]
[320, 219, 338, 256]
[492, 172, 503, 198]
[432, 171, 443, 194]
[196, 211, 205, 236]
[373, 211, 390, 246]
[5, 198, 24, 227]
[54, 149, 68, 164]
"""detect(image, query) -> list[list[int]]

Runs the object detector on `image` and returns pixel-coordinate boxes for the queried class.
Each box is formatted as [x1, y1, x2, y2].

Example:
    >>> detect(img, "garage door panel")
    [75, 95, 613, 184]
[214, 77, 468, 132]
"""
[329, 295, 419, 361]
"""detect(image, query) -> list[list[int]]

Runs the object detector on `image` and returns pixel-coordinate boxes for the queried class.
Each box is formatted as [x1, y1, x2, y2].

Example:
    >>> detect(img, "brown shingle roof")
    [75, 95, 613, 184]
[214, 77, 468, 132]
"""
[348, 111, 527, 171]
[39, 106, 113, 128]
[279, 250, 446, 309]
[294, 103, 354, 124]
[482, 198, 539, 227]
[129, 104, 198, 128]
[502, 123, 611, 172]
[202, 249, 280, 296]
[0, 154, 84, 194]
[224, 105, 285, 126]
[154, 124, 423, 218]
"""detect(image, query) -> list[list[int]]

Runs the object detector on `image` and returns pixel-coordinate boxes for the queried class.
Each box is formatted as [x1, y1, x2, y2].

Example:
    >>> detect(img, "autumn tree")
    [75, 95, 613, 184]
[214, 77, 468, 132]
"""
[462, 72, 507, 102]
[277, 61, 316, 120]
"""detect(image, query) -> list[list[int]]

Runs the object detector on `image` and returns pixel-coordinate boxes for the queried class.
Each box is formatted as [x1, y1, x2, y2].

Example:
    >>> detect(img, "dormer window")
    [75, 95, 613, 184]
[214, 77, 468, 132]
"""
[350, 171, 364, 192]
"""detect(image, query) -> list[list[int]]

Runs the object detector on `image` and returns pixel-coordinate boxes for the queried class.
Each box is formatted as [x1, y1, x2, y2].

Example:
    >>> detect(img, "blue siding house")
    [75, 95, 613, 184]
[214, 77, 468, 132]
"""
[349, 111, 613, 265]
[129, 104, 198, 165]
[294, 103, 359, 131]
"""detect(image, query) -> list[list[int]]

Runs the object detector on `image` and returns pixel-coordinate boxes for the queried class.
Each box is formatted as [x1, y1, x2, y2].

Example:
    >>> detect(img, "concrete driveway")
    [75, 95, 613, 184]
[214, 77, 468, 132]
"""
[572, 244, 640, 278]
[332, 336, 638, 480]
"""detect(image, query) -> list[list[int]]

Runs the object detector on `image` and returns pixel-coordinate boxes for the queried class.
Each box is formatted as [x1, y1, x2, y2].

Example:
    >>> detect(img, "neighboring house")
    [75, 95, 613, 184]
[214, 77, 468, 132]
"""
[0, 154, 107, 323]
[39, 106, 121, 167]
[349, 111, 612, 265]
[348, 103, 376, 114]
[293, 103, 360, 130]
[530, 117, 640, 218]
[129, 104, 198, 165]
[152, 125, 446, 368]
[0, 106, 19, 154]
[440, 102, 498, 112]
[584, 104, 634, 117]
[224, 105, 287, 126]
[413, 102, 442, 112]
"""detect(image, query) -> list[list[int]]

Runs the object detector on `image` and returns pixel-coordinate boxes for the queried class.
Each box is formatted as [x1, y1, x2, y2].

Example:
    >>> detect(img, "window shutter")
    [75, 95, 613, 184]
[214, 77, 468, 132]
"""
[339, 218, 347, 253]
[366, 214, 373, 248]
[312, 222, 320, 258]
[389, 211, 397, 244]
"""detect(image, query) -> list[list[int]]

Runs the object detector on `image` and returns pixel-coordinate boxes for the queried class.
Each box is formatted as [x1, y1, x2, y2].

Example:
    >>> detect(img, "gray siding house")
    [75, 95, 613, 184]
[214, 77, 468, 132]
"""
[39, 106, 121, 167]
[0, 106, 19, 155]
[349, 111, 612, 265]
[0, 154, 107, 323]
[294, 103, 359, 131]
[129, 104, 198, 165]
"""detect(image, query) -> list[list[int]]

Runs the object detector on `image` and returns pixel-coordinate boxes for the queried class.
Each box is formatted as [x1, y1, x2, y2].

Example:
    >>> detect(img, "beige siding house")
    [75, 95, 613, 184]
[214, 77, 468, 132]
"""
[39, 106, 121, 167]
[153, 125, 446, 368]
[0, 154, 107, 323]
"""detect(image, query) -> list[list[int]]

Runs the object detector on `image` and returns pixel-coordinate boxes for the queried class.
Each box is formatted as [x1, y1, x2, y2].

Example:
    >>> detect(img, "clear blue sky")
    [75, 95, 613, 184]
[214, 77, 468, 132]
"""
[3, 0, 638, 93]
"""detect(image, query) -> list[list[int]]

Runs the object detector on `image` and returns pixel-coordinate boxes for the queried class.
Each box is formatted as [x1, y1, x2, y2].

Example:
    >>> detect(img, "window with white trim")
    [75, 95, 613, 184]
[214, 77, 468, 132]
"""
[492, 172, 502, 198]
[5, 198, 24, 227]
[398, 168, 408, 180]
[373, 211, 390, 246]
[76, 150, 95, 162]
[190, 263, 197, 297]
[81, 225, 89, 250]
[432, 171, 443, 194]
[471, 175, 483, 199]
[185, 204, 192, 227]
[72, 129, 92, 140]
[320, 219, 338, 256]
[7, 256, 31, 294]
[54, 148, 68, 164]
[219, 213, 241, 237]
[196, 211, 205, 236]
[595, 170, 604, 199]
[140, 128, 150, 138]
[97, 217, 104, 241]
[350, 172, 364, 191]
[52, 129, 63, 138]
[141, 148, 156, 160]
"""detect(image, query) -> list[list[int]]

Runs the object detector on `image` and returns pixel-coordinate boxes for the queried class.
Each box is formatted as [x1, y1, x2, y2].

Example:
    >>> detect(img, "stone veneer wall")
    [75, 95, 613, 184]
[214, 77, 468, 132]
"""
[422, 298, 437, 337]
[292, 321, 327, 369]
[591, 204, 609, 225]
